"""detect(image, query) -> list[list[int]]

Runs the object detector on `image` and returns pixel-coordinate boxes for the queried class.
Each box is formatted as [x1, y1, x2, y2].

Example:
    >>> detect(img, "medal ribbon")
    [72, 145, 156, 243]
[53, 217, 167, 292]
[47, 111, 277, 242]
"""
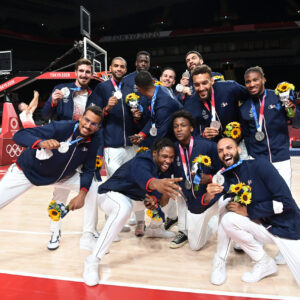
[150, 85, 160, 128]
[179, 137, 196, 197]
[219, 160, 243, 174]
[202, 88, 216, 121]
[251, 90, 267, 132]
[111, 78, 122, 92]
[68, 123, 84, 145]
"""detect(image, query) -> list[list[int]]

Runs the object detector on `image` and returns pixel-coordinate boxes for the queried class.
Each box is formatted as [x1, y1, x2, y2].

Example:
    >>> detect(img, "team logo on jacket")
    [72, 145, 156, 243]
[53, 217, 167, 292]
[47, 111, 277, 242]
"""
[221, 102, 228, 107]
[176, 156, 181, 166]
[202, 110, 209, 120]
[81, 147, 88, 152]
[249, 109, 253, 118]
[63, 98, 69, 103]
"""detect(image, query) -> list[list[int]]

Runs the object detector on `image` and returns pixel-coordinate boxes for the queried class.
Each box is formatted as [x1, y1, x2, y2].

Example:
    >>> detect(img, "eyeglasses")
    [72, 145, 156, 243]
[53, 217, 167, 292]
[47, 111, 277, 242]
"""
[83, 116, 99, 129]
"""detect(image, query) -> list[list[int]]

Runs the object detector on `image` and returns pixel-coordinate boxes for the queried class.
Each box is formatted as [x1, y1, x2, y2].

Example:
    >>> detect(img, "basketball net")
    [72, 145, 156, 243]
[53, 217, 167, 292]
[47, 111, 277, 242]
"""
[94, 71, 112, 82]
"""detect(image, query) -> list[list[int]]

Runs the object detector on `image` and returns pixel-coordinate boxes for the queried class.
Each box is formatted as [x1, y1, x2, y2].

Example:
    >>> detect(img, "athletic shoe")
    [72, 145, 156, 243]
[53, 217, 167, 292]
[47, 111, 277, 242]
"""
[135, 221, 146, 237]
[128, 214, 137, 226]
[93, 230, 100, 238]
[145, 224, 175, 238]
[274, 251, 286, 265]
[169, 231, 188, 249]
[211, 255, 227, 285]
[80, 232, 97, 251]
[242, 254, 278, 283]
[113, 234, 121, 242]
[83, 255, 100, 286]
[164, 217, 178, 230]
[121, 225, 131, 232]
[233, 242, 244, 253]
[47, 230, 61, 250]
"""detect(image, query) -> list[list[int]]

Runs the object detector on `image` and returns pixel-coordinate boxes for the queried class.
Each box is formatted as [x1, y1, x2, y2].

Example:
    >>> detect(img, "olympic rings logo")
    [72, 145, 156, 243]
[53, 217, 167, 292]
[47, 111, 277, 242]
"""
[10, 118, 18, 130]
[6, 144, 23, 157]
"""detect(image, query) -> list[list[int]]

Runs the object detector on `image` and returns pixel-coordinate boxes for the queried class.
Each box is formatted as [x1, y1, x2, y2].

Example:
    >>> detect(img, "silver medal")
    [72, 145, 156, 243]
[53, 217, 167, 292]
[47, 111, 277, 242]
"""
[185, 179, 192, 190]
[150, 126, 157, 136]
[255, 131, 265, 142]
[61, 87, 70, 98]
[114, 90, 122, 100]
[175, 84, 184, 93]
[212, 173, 225, 185]
[58, 141, 70, 153]
[210, 120, 221, 130]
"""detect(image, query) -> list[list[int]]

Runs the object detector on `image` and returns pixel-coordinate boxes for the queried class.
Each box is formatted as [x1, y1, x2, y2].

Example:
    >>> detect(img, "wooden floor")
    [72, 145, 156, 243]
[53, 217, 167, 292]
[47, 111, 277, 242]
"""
[0, 158, 300, 299]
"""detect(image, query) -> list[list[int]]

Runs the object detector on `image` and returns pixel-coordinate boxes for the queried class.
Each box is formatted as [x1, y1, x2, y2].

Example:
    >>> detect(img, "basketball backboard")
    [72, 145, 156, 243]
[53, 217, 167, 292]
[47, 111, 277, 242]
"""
[83, 37, 107, 74]
[80, 6, 91, 39]
[0, 50, 12, 75]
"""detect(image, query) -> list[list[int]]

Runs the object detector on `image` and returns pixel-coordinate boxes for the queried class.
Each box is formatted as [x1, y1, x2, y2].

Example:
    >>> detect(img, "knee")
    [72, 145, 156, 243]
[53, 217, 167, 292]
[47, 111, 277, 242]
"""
[220, 212, 240, 234]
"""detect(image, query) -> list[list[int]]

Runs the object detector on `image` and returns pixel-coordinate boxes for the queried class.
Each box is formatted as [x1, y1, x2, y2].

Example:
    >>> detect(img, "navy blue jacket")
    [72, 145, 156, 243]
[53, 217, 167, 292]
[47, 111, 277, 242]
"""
[88, 79, 139, 148]
[240, 89, 291, 162]
[98, 151, 169, 200]
[122, 71, 139, 93]
[173, 136, 222, 214]
[42, 82, 92, 121]
[214, 159, 300, 239]
[184, 80, 248, 137]
[14, 120, 100, 190]
[139, 86, 183, 147]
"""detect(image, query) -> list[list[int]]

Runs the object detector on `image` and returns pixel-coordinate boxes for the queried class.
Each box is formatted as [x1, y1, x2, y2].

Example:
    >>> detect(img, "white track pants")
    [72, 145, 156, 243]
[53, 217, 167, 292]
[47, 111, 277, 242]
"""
[92, 192, 139, 259]
[219, 211, 300, 287]
[0, 164, 98, 232]
[272, 159, 291, 189]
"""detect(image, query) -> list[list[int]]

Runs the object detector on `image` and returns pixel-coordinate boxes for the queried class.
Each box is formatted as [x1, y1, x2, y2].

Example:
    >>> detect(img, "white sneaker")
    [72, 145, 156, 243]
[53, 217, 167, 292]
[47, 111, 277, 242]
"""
[113, 234, 120, 242]
[145, 224, 175, 238]
[274, 251, 286, 265]
[80, 232, 97, 251]
[233, 242, 244, 252]
[83, 255, 100, 286]
[242, 254, 278, 283]
[211, 255, 227, 285]
[47, 230, 61, 250]
[128, 214, 137, 226]
[121, 225, 131, 232]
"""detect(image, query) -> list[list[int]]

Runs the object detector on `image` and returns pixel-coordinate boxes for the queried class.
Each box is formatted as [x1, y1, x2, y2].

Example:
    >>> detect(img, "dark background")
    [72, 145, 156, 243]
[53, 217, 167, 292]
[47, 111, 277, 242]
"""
[0, 0, 300, 123]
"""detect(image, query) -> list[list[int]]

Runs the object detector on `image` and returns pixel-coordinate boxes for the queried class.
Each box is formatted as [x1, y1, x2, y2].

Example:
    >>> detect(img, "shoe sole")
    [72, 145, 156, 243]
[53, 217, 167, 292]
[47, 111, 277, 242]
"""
[165, 221, 178, 231]
[47, 245, 59, 251]
[169, 239, 188, 249]
[242, 265, 278, 283]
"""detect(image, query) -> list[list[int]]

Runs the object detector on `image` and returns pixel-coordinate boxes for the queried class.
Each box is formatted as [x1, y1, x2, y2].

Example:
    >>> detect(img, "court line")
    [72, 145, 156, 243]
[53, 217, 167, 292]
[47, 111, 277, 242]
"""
[0, 229, 82, 235]
[0, 269, 298, 300]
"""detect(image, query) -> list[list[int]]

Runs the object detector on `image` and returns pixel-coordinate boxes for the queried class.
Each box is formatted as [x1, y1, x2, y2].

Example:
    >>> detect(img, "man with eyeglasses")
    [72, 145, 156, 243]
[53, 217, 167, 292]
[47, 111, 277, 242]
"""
[41, 58, 103, 251]
[0, 106, 103, 250]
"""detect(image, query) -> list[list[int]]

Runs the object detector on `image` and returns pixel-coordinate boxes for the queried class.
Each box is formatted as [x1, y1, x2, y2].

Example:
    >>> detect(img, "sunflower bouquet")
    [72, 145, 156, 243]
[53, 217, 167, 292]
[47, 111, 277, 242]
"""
[212, 74, 225, 82]
[125, 93, 140, 109]
[48, 200, 69, 222]
[227, 182, 252, 206]
[275, 81, 296, 118]
[154, 80, 164, 86]
[136, 146, 149, 153]
[223, 122, 242, 141]
[191, 155, 212, 191]
[146, 206, 165, 222]
[95, 155, 103, 168]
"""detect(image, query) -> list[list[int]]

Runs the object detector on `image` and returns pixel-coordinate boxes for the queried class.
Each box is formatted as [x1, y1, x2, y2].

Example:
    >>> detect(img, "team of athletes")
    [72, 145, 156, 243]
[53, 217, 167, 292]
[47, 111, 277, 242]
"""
[2, 50, 300, 288]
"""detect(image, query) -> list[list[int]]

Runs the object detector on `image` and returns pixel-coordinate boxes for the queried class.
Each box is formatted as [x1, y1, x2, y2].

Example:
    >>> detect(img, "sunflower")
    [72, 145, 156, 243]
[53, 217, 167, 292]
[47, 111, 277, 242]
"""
[230, 121, 240, 128]
[202, 155, 212, 166]
[154, 80, 164, 86]
[95, 155, 103, 168]
[230, 183, 243, 194]
[212, 75, 225, 81]
[146, 209, 153, 219]
[136, 147, 149, 153]
[231, 128, 241, 139]
[49, 209, 61, 221]
[239, 192, 252, 205]
[125, 93, 140, 103]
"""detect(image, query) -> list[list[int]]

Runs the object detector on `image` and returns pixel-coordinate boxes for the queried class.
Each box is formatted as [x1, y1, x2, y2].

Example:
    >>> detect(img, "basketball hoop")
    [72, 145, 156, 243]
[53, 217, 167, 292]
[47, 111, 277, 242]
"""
[94, 71, 112, 82]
